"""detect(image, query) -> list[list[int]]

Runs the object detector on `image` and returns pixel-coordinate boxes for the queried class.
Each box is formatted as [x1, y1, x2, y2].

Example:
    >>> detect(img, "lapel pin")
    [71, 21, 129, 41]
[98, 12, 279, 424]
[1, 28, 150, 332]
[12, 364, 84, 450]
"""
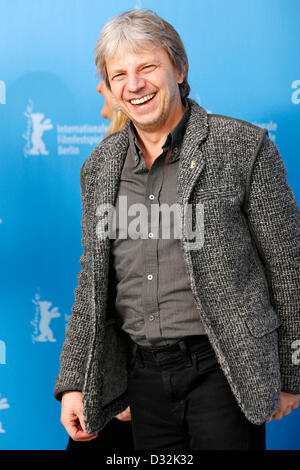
[190, 160, 196, 168]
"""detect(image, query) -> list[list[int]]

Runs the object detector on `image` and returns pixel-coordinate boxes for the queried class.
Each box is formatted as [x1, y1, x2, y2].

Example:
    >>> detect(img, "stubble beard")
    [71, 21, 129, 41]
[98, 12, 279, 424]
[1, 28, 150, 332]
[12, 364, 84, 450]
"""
[130, 105, 169, 132]
[118, 89, 178, 133]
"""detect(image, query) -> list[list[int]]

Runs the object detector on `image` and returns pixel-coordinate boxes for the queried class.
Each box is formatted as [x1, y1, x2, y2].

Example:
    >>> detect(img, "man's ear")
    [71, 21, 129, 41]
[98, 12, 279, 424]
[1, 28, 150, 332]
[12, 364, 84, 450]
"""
[177, 63, 187, 84]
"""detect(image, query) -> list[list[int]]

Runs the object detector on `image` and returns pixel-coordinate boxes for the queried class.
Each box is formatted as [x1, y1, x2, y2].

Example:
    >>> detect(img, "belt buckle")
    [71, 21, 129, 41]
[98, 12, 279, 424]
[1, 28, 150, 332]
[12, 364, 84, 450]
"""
[151, 345, 173, 363]
[151, 340, 193, 367]
[151, 348, 164, 361]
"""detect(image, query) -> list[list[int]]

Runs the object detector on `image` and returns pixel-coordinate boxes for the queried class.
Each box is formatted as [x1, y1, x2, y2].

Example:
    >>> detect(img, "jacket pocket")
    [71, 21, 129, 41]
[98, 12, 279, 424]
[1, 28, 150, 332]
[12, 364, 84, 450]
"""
[244, 306, 281, 338]
[192, 186, 238, 202]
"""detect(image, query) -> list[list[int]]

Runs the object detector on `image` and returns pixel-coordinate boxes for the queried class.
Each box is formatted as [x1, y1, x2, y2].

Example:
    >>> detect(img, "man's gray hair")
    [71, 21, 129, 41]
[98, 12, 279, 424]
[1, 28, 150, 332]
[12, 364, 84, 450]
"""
[95, 9, 190, 99]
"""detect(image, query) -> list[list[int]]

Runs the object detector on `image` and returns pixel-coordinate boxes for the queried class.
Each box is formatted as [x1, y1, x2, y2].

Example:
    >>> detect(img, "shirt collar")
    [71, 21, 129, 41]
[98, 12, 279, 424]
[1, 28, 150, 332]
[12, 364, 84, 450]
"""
[128, 98, 190, 167]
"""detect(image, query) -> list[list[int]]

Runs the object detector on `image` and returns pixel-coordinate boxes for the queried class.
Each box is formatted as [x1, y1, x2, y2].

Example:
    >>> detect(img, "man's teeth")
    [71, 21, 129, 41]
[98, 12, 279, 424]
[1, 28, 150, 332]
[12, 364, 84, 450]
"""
[130, 93, 155, 105]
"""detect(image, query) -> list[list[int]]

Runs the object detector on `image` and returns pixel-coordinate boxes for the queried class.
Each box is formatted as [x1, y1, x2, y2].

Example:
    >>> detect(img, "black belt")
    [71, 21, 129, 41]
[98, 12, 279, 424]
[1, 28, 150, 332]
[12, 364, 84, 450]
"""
[130, 335, 211, 368]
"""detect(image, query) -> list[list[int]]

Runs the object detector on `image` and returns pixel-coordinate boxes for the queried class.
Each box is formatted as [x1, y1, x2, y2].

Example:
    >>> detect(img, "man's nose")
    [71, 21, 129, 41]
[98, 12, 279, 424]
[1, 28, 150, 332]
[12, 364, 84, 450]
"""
[96, 81, 102, 94]
[126, 73, 145, 93]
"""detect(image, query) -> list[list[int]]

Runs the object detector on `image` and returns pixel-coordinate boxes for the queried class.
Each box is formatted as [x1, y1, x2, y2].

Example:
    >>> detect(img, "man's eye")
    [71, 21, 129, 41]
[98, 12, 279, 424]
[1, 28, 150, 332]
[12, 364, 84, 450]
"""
[112, 73, 125, 80]
[143, 65, 155, 71]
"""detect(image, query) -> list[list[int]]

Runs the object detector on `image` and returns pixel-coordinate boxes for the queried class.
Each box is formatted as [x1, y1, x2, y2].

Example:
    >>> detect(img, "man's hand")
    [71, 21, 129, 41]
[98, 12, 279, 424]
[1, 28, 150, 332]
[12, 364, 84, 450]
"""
[266, 392, 300, 423]
[115, 406, 132, 421]
[60, 391, 98, 441]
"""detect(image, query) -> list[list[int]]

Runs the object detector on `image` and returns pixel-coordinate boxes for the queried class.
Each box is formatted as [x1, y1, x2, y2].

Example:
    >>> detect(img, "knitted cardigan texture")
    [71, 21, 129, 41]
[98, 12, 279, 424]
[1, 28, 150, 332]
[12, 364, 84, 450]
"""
[54, 99, 300, 434]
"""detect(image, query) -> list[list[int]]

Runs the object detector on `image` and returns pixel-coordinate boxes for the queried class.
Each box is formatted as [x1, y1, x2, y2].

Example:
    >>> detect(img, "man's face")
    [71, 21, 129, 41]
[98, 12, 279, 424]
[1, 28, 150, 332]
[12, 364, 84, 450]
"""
[106, 44, 185, 132]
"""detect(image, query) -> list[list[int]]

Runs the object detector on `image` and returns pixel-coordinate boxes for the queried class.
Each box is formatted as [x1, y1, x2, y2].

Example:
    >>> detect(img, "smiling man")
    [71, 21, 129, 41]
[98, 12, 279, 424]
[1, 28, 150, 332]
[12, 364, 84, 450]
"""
[54, 9, 300, 450]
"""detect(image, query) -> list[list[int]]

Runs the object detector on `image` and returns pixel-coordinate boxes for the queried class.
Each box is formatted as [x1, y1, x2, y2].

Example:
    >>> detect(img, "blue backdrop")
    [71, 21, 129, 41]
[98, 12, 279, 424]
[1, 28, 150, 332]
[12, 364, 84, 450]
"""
[0, 0, 299, 450]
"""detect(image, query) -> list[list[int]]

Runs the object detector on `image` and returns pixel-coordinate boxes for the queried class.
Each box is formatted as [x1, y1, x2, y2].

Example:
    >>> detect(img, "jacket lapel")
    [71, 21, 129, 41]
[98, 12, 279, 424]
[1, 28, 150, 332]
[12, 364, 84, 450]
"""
[176, 99, 209, 207]
[95, 122, 131, 207]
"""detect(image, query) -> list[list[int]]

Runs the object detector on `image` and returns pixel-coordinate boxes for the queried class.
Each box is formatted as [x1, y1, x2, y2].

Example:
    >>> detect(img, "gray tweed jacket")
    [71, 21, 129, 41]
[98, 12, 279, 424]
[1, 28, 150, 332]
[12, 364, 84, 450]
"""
[54, 98, 300, 434]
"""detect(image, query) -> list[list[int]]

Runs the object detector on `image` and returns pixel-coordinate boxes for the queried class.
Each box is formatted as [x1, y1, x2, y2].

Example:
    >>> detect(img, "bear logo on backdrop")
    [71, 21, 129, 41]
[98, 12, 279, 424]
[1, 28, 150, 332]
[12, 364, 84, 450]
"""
[22, 98, 109, 157]
[23, 99, 54, 157]
[31, 292, 61, 343]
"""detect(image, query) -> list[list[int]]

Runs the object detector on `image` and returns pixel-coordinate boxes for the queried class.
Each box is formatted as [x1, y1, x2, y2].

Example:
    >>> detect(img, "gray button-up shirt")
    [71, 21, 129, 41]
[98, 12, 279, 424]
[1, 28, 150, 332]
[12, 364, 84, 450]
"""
[111, 101, 206, 347]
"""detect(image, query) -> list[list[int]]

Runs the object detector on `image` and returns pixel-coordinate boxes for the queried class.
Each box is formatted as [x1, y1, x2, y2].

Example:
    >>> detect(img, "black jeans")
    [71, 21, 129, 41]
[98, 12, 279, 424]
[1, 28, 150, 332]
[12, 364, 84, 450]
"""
[127, 335, 266, 450]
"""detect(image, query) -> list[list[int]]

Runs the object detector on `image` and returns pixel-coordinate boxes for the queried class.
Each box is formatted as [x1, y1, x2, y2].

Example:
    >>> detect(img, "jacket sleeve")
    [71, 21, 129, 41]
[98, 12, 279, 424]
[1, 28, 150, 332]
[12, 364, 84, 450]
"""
[54, 160, 92, 401]
[244, 131, 300, 394]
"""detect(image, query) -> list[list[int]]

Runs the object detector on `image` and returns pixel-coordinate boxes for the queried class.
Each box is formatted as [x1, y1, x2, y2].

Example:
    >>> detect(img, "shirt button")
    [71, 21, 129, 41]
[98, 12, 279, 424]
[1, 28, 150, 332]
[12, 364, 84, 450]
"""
[149, 194, 155, 200]
[147, 274, 153, 280]
[149, 315, 154, 322]
[173, 147, 178, 153]
[148, 232, 153, 238]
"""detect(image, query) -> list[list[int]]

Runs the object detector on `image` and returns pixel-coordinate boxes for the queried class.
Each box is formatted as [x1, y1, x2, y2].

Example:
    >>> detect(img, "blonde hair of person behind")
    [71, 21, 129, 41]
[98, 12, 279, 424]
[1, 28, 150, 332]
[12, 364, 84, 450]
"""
[107, 107, 129, 136]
